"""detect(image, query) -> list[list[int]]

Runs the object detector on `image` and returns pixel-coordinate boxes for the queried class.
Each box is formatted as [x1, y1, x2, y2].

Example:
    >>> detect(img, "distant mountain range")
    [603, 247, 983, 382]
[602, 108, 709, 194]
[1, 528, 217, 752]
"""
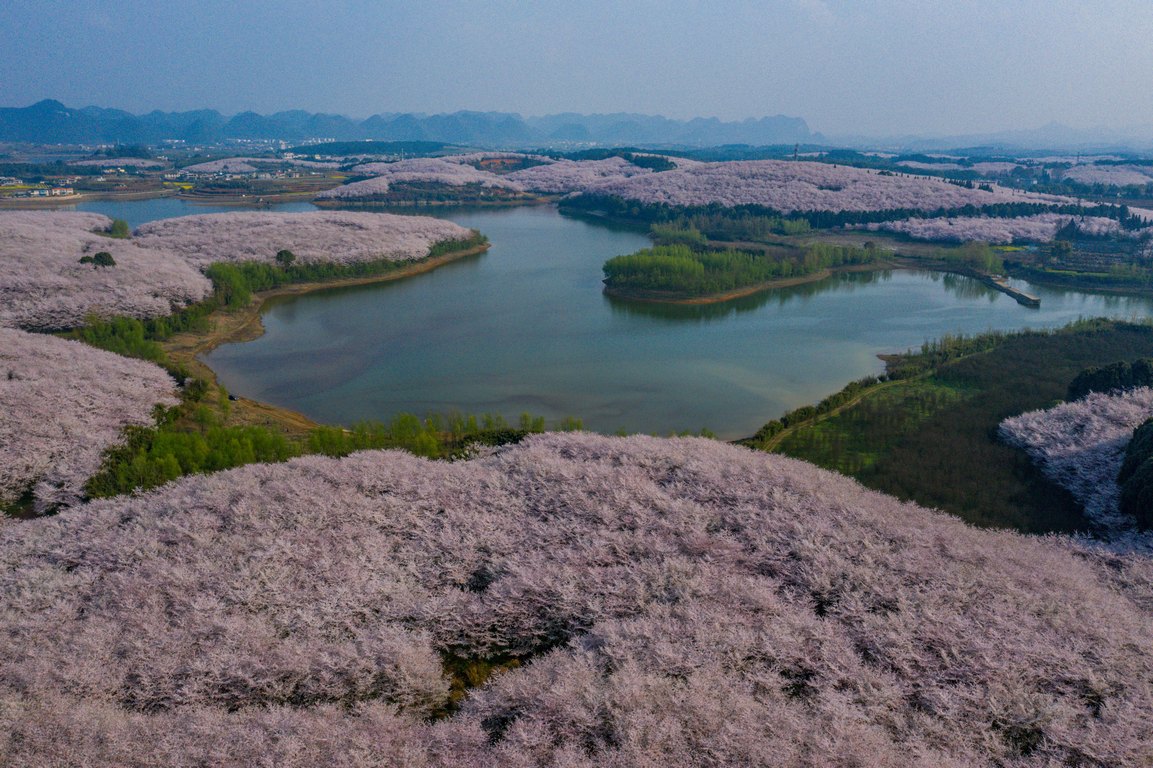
[0, 100, 814, 148]
[833, 122, 1153, 154]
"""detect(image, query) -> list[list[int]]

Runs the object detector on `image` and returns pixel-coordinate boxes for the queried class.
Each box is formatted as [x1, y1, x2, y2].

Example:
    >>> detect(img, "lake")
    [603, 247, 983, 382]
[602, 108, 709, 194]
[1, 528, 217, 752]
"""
[73, 199, 1153, 438]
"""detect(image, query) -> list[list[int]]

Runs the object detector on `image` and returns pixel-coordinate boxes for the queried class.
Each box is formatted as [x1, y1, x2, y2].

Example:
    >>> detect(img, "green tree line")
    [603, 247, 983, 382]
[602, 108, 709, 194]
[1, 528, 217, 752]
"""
[87, 405, 585, 500]
[603, 242, 876, 297]
[1067, 358, 1153, 400]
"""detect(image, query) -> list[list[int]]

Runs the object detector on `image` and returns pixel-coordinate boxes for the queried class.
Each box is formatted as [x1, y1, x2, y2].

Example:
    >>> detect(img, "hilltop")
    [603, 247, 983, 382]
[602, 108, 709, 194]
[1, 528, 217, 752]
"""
[1, 433, 1151, 765]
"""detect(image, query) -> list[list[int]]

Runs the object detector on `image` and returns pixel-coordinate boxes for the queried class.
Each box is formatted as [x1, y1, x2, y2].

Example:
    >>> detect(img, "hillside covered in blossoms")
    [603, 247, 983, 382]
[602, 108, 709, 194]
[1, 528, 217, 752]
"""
[1001, 388, 1153, 546]
[0, 211, 212, 330]
[132, 211, 473, 269]
[2, 432, 1152, 766]
[0, 327, 177, 514]
[0, 210, 475, 330]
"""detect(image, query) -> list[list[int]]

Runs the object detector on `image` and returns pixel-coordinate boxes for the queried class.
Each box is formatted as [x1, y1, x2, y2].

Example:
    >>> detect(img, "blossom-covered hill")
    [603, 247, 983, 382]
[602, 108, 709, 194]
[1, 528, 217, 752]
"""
[0, 211, 212, 330]
[864, 213, 1145, 244]
[316, 158, 528, 201]
[0, 211, 475, 330]
[0, 327, 177, 514]
[1061, 164, 1153, 187]
[317, 154, 663, 199]
[503, 156, 654, 193]
[579, 160, 1074, 213]
[2, 432, 1151, 765]
[1000, 388, 1153, 544]
[133, 211, 474, 269]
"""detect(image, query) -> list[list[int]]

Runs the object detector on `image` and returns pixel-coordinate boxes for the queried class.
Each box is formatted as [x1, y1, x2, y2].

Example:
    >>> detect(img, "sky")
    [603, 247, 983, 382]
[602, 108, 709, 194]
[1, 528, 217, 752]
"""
[3, 0, 1153, 138]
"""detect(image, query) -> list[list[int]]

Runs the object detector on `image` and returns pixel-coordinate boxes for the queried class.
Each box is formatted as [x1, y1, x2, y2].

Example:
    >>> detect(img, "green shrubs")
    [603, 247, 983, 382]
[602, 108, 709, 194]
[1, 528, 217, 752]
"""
[70, 315, 167, 363]
[85, 416, 299, 499]
[307, 411, 567, 460]
[1067, 358, 1153, 400]
[87, 407, 573, 499]
[603, 242, 875, 298]
[748, 376, 881, 445]
[1119, 418, 1153, 529]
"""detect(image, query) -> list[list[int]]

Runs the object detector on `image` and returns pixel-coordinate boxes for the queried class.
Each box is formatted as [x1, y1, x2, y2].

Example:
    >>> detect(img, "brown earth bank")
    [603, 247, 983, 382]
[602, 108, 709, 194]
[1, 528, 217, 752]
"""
[160, 243, 490, 439]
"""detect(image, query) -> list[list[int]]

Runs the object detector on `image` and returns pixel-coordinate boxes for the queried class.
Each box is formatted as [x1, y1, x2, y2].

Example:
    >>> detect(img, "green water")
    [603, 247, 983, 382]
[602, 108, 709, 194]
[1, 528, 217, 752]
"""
[185, 205, 1153, 439]
[67, 198, 1153, 438]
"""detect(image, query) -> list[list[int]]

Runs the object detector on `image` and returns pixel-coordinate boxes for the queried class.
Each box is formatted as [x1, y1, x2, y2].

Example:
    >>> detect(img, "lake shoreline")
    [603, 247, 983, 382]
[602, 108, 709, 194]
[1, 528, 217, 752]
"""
[160, 242, 490, 435]
[0, 188, 177, 208]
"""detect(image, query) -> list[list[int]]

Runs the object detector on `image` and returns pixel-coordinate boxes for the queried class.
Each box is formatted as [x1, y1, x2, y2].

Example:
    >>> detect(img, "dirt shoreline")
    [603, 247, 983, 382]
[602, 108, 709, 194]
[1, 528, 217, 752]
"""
[159, 243, 490, 436]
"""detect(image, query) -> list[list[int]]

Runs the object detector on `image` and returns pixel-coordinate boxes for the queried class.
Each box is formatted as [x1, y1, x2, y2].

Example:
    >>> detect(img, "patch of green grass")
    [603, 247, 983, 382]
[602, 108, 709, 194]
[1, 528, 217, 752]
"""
[775, 379, 971, 475]
[769, 319, 1153, 533]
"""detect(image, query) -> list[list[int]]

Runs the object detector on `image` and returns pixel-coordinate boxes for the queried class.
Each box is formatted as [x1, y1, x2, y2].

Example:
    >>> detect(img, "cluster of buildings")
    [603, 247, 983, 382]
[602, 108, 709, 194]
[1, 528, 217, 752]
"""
[0, 183, 76, 198]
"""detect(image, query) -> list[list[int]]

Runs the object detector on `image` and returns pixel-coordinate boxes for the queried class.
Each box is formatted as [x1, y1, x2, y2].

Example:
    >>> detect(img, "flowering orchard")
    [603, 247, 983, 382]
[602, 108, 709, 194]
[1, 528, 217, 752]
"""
[0, 433, 1151, 765]
[581, 160, 1076, 213]
[319, 155, 662, 198]
[1, 211, 472, 331]
[504, 156, 654, 193]
[134, 211, 473, 269]
[0, 327, 177, 514]
[0, 211, 212, 330]
[1000, 388, 1153, 545]
[864, 213, 1141, 244]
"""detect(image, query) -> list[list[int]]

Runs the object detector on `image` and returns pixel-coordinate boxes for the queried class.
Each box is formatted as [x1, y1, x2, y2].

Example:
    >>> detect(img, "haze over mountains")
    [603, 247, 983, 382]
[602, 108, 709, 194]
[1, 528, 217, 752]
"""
[3, 100, 1152, 152]
[0, 100, 813, 148]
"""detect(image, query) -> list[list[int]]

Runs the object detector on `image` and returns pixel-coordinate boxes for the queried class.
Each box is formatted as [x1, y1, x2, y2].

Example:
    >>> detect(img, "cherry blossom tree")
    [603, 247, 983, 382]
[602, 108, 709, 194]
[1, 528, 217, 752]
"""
[863, 213, 1139, 244]
[1000, 388, 1153, 544]
[0, 211, 212, 331]
[0, 327, 177, 513]
[134, 211, 474, 268]
[1, 433, 1151, 764]
[581, 160, 1079, 213]
[505, 157, 654, 194]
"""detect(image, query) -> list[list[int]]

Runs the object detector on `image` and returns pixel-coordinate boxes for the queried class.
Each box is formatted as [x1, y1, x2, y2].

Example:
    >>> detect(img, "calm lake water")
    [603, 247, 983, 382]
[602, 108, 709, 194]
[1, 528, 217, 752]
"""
[76, 199, 1153, 438]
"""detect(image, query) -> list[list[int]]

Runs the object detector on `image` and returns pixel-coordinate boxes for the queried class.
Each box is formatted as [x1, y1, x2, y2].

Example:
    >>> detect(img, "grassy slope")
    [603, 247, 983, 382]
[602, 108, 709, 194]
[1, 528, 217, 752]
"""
[771, 321, 1153, 533]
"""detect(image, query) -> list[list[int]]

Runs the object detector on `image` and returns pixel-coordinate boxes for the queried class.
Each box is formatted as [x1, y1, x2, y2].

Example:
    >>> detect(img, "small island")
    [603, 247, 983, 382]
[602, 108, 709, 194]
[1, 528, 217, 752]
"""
[602, 238, 878, 303]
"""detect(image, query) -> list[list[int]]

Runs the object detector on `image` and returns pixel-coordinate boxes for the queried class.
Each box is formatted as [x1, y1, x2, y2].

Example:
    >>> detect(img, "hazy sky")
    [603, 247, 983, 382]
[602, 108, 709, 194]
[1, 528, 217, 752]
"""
[3, 0, 1152, 137]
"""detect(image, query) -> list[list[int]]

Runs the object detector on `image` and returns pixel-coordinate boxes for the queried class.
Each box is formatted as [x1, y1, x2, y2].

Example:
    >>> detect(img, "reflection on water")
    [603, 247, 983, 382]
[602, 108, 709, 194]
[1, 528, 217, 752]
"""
[72, 197, 317, 229]
[938, 272, 1002, 303]
[74, 199, 1153, 439]
[606, 269, 898, 322]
